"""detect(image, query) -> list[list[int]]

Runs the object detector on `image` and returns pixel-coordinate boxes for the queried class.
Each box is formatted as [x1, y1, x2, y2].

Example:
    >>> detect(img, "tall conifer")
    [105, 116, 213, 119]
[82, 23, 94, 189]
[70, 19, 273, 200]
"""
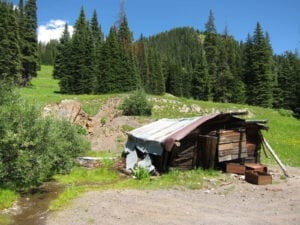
[136, 35, 150, 91]
[65, 7, 95, 94]
[20, 0, 38, 85]
[53, 24, 72, 93]
[245, 22, 274, 107]
[204, 10, 219, 101]
[97, 26, 121, 93]
[205, 9, 217, 34]
[0, 2, 22, 82]
[117, 16, 139, 92]
[192, 46, 211, 100]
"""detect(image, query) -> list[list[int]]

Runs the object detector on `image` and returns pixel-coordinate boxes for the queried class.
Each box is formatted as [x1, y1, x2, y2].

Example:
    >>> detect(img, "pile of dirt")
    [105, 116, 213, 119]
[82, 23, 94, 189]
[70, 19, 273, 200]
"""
[44, 98, 149, 153]
[43, 99, 93, 133]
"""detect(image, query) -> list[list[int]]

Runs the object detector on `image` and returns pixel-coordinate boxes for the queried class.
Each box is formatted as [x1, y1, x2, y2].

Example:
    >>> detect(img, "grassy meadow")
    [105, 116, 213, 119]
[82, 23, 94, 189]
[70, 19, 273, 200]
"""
[19, 65, 113, 115]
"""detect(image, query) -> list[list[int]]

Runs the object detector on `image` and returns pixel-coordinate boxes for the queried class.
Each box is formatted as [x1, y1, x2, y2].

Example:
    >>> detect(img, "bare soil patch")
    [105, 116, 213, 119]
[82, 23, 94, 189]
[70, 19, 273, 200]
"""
[87, 97, 151, 152]
[44, 98, 151, 153]
[46, 166, 300, 225]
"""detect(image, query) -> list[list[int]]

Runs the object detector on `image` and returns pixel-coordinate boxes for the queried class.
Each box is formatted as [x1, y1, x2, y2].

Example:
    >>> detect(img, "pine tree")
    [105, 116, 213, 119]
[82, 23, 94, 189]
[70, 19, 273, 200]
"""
[0, 2, 22, 82]
[204, 10, 219, 101]
[53, 24, 72, 93]
[165, 60, 183, 96]
[205, 9, 217, 34]
[243, 34, 255, 103]
[73, 7, 95, 94]
[90, 10, 104, 93]
[136, 35, 150, 91]
[275, 51, 299, 110]
[223, 34, 245, 103]
[245, 22, 274, 107]
[117, 15, 139, 92]
[97, 26, 121, 93]
[90, 10, 104, 46]
[181, 64, 192, 98]
[38, 40, 58, 65]
[191, 46, 211, 100]
[20, 0, 38, 85]
[215, 38, 234, 102]
[147, 48, 165, 95]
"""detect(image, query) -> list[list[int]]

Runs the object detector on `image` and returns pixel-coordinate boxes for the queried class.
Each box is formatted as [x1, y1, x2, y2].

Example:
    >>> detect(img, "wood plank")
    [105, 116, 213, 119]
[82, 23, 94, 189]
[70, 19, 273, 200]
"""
[219, 134, 246, 144]
[218, 142, 247, 151]
[219, 153, 248, 162]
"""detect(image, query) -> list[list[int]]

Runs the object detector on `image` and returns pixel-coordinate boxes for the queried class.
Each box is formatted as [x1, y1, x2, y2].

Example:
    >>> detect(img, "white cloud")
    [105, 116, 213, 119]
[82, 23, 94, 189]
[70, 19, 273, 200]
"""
[38, 19, 74, 43]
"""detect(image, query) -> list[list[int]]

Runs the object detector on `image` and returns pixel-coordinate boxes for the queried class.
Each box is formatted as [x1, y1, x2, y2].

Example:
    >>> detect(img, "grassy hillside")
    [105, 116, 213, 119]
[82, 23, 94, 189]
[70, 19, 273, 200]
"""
[20, 66, 300, 167]
[19, 65, 113, 115]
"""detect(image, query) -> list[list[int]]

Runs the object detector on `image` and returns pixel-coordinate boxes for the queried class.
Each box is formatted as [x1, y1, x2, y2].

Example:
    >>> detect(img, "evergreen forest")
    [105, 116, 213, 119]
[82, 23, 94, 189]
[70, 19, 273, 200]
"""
[1, 1, 300, 115]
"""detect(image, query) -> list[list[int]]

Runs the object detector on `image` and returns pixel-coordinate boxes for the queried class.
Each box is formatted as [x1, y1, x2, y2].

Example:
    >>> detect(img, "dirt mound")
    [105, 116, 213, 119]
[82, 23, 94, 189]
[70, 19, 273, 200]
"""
[44, 97, 147, 153]
[87, 97, 145, 152]
[43, 100, 93, 132]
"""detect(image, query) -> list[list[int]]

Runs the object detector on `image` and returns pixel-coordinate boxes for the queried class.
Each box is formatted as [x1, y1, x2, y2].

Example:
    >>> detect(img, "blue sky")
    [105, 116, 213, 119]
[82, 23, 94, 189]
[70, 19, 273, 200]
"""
[17, 0, 300, 54]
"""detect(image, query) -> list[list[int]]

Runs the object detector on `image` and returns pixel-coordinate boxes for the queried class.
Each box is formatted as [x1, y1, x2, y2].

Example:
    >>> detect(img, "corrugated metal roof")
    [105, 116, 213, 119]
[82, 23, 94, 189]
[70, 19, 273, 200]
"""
[127, 113, 247, 151]
[128, 116, 203, 143]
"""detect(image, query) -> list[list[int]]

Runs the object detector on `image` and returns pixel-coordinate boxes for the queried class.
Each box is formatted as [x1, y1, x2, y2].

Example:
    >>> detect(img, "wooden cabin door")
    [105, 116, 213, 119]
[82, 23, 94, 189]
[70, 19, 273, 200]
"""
[197, 135, 218, 169]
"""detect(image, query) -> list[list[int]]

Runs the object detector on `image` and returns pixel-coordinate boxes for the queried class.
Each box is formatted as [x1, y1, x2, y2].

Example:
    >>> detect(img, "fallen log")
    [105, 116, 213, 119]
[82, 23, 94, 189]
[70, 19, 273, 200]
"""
[262, 138, 289, 177]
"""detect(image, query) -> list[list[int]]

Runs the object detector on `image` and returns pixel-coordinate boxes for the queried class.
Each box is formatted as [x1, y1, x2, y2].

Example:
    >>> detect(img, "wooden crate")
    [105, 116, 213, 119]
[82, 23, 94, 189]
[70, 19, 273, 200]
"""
[245, 170, 272, 185]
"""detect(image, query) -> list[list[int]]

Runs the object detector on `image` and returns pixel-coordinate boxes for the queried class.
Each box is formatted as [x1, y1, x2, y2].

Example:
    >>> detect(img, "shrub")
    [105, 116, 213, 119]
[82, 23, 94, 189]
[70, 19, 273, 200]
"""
[121, 124, 134, 133]
[0, 81, 90, 190]
[100, 116, 107, 126]
[277, 108, 293, 117]
[120, 89, 152, 116]
[132, 166, 150, 180]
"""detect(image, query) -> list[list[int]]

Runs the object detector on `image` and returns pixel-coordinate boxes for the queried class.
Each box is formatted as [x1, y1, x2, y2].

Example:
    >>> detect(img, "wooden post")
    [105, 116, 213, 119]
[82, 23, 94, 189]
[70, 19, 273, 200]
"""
[262, 137, 289, 177]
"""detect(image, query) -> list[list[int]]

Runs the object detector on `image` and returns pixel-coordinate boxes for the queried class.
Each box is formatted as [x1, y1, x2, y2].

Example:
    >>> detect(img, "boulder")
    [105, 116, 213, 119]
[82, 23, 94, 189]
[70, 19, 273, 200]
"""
[43, 100, 94, 133]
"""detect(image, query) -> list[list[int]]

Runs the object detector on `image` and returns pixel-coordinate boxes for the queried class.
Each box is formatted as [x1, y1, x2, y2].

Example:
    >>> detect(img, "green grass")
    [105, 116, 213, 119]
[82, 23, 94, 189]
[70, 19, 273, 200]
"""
[0, 189, 19, 210]
[49, 150, 221, 210]
[50, 166, 221, 210]
[49, 185, 85, 211]
[19, 65, 113, 115]
[53, 167, 119, 185]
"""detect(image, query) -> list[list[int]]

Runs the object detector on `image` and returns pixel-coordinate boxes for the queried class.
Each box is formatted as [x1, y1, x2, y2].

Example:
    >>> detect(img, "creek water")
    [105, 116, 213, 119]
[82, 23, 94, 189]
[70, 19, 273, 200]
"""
[1, 182, 64, 225]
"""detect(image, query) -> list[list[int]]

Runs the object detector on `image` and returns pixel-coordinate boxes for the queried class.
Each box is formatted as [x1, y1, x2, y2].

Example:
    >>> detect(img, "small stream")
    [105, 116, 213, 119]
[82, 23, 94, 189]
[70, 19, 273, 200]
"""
[1, 182, 64, 225]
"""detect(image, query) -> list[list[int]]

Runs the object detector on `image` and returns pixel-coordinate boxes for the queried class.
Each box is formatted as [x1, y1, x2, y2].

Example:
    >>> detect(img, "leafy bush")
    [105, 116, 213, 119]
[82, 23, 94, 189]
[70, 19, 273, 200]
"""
[0, 82, 90, 190]
[100, 116, 107, 126]
[120, 89, 152, 116]
[277, 108, 293, 117]
[132, 167, 150, 180]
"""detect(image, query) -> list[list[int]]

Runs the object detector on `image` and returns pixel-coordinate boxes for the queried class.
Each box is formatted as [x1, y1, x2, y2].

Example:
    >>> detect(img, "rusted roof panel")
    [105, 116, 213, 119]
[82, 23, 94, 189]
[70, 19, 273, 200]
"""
[128, 113, 222, 151]
[128, 117, 202, 143]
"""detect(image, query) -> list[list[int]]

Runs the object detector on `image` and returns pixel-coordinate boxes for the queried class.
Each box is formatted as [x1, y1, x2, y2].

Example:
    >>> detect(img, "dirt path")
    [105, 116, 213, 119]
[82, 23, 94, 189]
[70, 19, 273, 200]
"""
[46, 167, 300, 225]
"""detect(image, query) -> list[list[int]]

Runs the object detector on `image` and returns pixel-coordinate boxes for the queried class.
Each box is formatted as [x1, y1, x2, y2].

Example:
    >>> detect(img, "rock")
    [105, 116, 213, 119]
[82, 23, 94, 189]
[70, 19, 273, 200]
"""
[43, 99, 93, 133]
